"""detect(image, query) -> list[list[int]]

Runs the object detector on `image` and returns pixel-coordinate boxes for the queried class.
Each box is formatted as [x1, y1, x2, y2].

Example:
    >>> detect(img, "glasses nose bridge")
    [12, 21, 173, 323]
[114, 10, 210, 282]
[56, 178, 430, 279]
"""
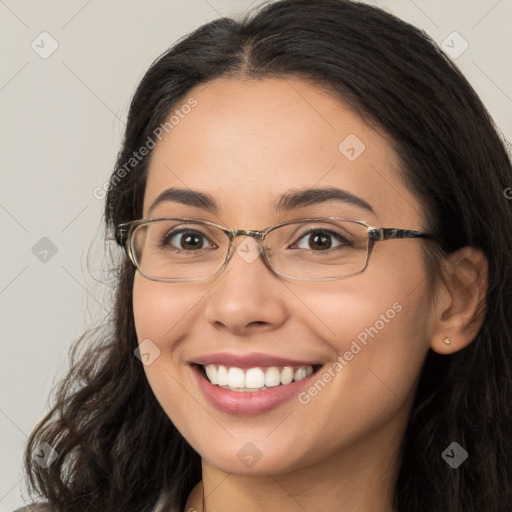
[229, 228, 266, 243]
[224, 228, 269, 267]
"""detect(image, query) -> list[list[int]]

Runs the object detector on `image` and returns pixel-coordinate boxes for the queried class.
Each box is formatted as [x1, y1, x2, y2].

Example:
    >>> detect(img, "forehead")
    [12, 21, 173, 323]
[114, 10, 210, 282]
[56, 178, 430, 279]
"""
[143, 77, 423, 227]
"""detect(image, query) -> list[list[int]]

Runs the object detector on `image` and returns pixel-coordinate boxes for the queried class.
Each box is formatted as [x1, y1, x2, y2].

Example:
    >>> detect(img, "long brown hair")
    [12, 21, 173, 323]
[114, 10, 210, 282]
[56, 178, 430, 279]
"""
[24, 1, 512, 510]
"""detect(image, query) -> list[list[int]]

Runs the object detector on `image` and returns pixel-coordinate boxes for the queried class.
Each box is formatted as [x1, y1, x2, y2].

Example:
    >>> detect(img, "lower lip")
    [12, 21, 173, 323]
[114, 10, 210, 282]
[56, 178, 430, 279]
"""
[191, 364, 320, 416]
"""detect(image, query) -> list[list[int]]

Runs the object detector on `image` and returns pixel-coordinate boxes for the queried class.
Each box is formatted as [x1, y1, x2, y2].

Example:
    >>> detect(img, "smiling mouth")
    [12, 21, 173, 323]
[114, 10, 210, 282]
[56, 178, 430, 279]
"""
[195, 363, 323, 392]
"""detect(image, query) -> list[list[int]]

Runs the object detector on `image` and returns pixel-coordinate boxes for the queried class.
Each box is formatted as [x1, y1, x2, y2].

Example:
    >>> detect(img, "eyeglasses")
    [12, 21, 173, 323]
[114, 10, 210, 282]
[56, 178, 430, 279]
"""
[115, 217, 438, 282]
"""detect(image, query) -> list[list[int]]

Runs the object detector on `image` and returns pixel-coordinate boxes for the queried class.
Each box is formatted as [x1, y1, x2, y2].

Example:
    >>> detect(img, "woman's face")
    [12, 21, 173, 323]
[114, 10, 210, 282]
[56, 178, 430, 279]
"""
[133, 77, 436, 476]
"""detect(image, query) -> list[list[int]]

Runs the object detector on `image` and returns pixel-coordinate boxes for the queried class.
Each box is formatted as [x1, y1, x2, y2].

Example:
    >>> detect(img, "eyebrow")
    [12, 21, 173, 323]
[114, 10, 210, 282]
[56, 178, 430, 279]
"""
[274, 186, 375, 215]
[148, 186, 375, 216]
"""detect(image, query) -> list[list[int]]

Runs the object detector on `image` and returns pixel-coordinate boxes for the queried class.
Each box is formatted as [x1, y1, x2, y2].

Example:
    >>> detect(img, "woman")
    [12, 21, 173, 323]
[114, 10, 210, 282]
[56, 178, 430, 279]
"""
[18, 0, 512, 511]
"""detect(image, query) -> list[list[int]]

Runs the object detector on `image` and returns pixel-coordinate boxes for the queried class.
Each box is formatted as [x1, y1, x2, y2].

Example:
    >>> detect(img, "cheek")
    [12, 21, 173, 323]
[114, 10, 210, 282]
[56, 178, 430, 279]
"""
[284, 290, 430, 468]
[132, 274, 197, 344]
[298, 277, 430, 401]
[132, 274, 203, 439]
[294, 246, 431, 393]
[299, 243, 430, 355]
[300, 261, 431, 427]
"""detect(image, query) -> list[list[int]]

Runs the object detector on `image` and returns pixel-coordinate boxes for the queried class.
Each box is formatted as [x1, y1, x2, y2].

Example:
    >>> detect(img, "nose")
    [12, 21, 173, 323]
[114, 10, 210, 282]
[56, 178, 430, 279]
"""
[203, 236, 288, 335]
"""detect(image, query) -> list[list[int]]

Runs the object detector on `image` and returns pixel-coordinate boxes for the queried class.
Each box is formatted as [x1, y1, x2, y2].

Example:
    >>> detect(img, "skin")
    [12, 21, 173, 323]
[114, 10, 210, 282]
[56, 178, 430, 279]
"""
[132, 77, 488, 512]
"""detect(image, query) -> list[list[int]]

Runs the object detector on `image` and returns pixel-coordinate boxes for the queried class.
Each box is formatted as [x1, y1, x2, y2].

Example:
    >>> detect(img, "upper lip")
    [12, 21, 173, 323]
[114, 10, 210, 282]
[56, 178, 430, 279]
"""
[191, 352, 322, 369]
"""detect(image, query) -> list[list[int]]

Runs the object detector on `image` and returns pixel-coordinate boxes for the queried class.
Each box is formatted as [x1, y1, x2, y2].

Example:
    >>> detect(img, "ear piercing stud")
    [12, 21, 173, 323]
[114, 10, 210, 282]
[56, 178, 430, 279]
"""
[442, 337, 451, 345]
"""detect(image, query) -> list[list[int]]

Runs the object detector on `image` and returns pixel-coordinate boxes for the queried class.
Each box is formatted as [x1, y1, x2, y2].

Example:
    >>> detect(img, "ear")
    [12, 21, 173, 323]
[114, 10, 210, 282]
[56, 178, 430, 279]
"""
[429, 246, 488, 355]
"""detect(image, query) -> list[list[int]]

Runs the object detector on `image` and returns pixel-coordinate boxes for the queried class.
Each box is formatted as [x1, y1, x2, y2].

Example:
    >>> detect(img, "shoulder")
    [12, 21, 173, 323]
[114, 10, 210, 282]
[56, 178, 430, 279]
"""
[12, 504, 54, 512]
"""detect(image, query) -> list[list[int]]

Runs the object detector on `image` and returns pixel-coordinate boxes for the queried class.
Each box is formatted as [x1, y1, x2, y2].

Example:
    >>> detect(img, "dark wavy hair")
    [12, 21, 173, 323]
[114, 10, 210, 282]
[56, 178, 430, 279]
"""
[22, 1, 512, 511]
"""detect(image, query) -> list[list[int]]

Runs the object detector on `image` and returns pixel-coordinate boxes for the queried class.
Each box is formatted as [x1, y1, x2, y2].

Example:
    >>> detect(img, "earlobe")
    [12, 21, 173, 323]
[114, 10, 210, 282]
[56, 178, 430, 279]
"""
[429, 246, 488, 355]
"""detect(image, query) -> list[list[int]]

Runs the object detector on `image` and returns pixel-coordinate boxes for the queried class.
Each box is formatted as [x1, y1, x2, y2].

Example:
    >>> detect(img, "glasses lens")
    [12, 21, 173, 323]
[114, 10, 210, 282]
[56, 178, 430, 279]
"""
[130, 218, 369, 281]
[131, 220, 228, 280]
[266, 219, 369, 280]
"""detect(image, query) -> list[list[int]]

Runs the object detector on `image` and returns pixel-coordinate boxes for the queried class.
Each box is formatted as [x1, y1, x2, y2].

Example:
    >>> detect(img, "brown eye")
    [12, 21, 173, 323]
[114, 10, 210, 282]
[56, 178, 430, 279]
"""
[163, 229, 215, 251]
[292, 229, 349, 251]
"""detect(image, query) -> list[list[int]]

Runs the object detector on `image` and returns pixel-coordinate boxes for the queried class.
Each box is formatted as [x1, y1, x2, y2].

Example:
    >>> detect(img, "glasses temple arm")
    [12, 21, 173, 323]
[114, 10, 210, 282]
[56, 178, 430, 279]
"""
[115, 225, 130, 247]
[372, 228, 439, 242]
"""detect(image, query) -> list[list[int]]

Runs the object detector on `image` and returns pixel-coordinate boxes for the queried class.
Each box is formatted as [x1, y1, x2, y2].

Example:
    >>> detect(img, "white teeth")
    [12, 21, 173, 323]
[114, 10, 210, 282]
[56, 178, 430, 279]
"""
[204, 365, 216, 383]
[217, 365, 229, 386]
[227, 367, 245, 388]
[280, 366, 294, 385]
[245, 367, 265, 388]
[202, 364, 316, 390]
[265, 367, 281, 387]
[294, 367, 307, 381]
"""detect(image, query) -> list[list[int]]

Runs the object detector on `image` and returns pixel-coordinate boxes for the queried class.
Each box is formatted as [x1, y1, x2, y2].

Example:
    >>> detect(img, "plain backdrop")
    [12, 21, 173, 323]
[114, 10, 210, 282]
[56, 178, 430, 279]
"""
[1, 0, 511, 509]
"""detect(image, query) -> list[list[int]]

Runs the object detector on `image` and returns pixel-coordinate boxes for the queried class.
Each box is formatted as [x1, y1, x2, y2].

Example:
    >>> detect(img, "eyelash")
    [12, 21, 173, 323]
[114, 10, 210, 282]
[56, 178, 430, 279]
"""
[290, 228, 351, 250]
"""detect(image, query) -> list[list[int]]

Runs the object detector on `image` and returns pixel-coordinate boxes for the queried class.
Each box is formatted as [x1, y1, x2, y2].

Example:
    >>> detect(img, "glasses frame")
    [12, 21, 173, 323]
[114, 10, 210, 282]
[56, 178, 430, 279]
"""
[115, 217, 439, 283]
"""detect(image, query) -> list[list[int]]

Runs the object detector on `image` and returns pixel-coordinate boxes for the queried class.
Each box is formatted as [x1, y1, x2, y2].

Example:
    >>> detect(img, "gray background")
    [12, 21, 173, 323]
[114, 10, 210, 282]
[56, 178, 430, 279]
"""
[1, 0, 511, 509]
